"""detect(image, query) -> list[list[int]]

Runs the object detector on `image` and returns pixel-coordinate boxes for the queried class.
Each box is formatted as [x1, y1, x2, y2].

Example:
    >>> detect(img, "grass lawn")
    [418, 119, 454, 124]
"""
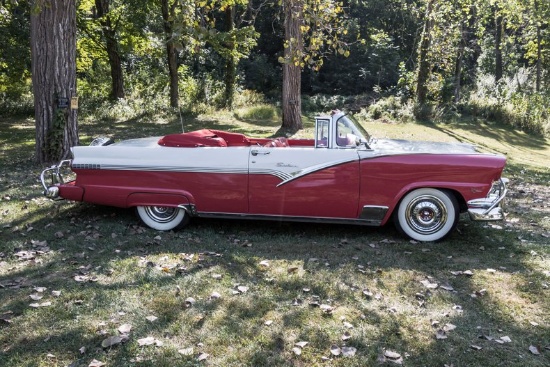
[0, 108, 549, 367]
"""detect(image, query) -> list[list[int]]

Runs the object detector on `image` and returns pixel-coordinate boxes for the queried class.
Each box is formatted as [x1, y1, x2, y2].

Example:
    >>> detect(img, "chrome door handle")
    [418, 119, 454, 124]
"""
[251, 150, 270, 156]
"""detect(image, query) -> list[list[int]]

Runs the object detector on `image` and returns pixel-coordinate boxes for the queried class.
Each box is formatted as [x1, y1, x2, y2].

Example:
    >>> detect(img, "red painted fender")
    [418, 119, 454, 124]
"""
[126, 192, 191, 208]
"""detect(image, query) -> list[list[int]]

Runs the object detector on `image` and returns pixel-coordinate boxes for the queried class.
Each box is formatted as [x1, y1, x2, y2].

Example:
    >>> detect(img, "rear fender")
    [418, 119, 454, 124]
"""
[127, 192, 192, 211]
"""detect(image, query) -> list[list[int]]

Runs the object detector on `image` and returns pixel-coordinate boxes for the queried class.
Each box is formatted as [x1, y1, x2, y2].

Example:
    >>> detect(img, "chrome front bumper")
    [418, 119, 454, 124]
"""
[467, 178, 508, 221]
[40, 159, 72, 199]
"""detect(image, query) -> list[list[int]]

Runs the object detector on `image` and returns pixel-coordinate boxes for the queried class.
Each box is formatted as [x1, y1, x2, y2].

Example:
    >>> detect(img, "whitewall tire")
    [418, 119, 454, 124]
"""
[394, 188, 459, 242]
[136, 205, 189, 231]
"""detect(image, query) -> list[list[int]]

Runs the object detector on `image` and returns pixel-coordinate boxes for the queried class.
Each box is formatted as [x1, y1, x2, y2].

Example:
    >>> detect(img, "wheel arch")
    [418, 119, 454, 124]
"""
[127, 192, 194, 211]
[389, 184, 467, 220]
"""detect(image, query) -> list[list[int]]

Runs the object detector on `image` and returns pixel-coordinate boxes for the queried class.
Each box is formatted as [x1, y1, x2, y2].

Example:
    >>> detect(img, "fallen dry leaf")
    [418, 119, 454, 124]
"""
[420, 279, 438, 289]
[287, 266, 299, 274]
[118, 324, 132, 334]
[198, 353, 209, 361]
[88, 359, 106, 367]
[184, 297, 196, 307]
[382, 350, 403, 365]
[440, 284, 454, 291]
[320, 304, 334, 314]
[343, 321, 354, 329]
[529, 345, 541, 355]
[101, 335, 123, 348]
[341, 346, 357, 357]
[443, 323, 456, 332]
[362, 288, 373, 298]
[29, 301, 51, 308]
[137, 336, 158, 346]
[330, 345, 341, 356]
[178, 347, 194, 356]
[436, 330, 447, 340]
[500, 336, 512, 343]
[237, 286, 249, 293]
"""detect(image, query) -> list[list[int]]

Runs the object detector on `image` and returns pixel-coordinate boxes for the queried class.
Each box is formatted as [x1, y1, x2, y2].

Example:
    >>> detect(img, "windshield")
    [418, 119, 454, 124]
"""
[335, 114, 371, 148]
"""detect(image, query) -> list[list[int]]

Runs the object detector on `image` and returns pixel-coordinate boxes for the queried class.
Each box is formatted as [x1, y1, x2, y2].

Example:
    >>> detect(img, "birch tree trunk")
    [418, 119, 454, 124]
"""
[31, 0, 78, 163]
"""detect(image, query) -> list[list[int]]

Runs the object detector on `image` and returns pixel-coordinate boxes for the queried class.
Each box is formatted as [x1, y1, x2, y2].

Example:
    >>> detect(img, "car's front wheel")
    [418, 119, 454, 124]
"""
[394, 188, 459, 242]
[136, 205, 189, 231]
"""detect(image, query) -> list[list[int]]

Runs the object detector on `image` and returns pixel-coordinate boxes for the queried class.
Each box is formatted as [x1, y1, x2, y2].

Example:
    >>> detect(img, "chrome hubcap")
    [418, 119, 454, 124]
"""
[144, 206, 180, 223]
[405, 195, 448, 235]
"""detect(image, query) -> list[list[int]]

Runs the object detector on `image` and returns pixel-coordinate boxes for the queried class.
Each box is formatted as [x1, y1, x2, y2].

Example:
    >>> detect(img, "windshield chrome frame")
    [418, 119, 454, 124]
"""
[334, 113, 372, 149]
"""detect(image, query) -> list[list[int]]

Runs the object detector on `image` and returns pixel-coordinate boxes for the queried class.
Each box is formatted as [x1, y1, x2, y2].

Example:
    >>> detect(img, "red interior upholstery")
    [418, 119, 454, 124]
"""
[158, 129, 227, 147]
[264, 137, 289, 147]
[210, 130, 251, 146]
[158, 129, 313, 148]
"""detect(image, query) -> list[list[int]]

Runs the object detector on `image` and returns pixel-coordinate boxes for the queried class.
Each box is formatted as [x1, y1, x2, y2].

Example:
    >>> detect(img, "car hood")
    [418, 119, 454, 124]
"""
[371, 138, 478, 155]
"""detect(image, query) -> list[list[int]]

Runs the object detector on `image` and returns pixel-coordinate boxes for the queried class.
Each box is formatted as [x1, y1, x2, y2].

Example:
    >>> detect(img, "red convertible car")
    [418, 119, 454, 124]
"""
[41, 112, 507, 242]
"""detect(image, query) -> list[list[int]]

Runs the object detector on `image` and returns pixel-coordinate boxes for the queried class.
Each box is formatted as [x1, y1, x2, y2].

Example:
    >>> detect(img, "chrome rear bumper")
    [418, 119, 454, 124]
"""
[40, 159, 72, 199]
[467, 178, 508, 221]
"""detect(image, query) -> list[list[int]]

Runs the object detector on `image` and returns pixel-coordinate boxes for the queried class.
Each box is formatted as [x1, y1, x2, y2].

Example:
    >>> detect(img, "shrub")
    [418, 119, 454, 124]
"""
[302, 94, 349, 113]
[464, 70, 549, 136]
[367, 96, 415, 122]
[233, 104, 279, 121]
[0, 92, 34, 117]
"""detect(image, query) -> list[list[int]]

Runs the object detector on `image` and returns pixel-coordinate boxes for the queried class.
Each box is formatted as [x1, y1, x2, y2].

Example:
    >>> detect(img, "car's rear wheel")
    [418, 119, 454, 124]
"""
[394, 188, 459, 242]
[136, 205, 189, 231]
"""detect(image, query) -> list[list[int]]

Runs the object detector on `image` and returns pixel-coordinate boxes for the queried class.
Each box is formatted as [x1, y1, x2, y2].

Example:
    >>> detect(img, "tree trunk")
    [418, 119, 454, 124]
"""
[281, 0, 303, 131]
[454, 12, 467, 103]
[95, 0, 125, 100]
[223, 6, 236, 109]
[535, 0, 542, 92]
[415, 0, 435, 106]
[466, 4, 481, 85]
[494, 8, 503, 83]
[161, 0, 179, 108]
[31, 0, 78, 164]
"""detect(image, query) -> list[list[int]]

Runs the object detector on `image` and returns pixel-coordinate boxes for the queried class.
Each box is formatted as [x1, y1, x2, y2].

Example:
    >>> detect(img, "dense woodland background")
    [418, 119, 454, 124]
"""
[1, 0, 549, 157]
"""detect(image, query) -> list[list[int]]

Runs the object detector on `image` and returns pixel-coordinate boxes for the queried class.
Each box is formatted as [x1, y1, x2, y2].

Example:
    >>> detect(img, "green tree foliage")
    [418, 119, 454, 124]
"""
[77, 0, 158, 102]
[0, 0, 31, 100]
[0, 0, 549, 134]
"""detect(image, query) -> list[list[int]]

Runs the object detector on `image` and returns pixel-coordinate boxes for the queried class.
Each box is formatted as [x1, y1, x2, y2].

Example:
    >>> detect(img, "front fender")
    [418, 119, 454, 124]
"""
[376, 182, 488, 225]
